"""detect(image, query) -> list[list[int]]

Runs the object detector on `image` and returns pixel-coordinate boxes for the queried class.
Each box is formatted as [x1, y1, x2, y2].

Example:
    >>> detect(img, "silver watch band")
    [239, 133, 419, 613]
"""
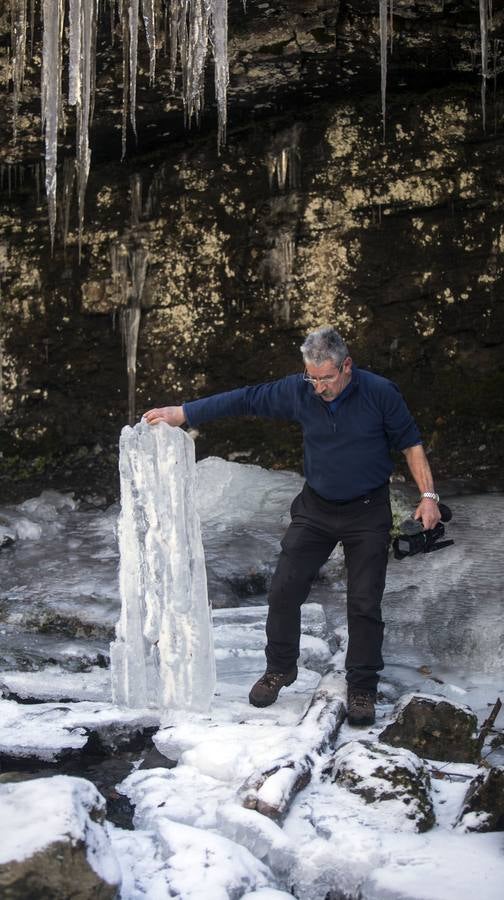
[421, 491, 439, 503]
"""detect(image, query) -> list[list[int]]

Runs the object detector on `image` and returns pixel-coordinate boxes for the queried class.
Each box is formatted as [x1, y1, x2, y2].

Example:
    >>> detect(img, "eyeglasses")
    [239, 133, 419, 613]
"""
[303, 362, 344, 387]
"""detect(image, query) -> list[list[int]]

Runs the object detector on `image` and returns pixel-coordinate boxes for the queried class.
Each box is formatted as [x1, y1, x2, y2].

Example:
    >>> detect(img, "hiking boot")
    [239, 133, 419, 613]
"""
[346, 688, 376, 726]
[249, 667, 298, 708]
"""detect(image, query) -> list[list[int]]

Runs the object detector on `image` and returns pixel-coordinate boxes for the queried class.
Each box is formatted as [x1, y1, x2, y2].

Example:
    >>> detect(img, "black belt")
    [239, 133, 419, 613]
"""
[305, 481, 389, 506]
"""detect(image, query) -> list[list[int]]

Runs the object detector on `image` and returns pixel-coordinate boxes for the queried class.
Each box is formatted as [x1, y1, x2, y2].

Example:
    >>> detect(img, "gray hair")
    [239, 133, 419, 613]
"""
[301, 326, 349, 367]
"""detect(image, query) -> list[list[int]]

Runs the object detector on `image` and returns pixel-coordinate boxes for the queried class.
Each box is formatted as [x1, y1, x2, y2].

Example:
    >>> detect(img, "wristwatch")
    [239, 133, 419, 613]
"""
[421, 491, 440, 503]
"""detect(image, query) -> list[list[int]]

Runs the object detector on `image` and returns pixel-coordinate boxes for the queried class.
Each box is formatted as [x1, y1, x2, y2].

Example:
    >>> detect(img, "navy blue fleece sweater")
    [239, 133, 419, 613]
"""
[183, 367, 422, 501]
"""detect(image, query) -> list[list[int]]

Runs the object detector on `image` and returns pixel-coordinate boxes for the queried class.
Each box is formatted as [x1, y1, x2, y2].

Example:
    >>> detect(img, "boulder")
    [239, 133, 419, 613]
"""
[0, 775, 120, 899]
[456, 766, 504, 833]
[330, 740, 435, 833]
[379, 693, 481, 763]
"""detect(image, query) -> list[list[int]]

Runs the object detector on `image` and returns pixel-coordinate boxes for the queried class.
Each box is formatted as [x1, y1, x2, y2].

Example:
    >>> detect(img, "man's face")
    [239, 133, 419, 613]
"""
[304, 358, 351, 401]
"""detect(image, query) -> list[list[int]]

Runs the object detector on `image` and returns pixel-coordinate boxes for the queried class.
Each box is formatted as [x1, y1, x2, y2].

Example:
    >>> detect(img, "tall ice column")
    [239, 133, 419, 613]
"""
[110, 421, 215, 712]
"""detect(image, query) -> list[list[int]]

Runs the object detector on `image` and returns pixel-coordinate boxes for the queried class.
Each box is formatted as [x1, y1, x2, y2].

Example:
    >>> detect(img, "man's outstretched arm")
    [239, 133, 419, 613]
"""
[143, 376, 301, 431]
[402, 443, 441, 530]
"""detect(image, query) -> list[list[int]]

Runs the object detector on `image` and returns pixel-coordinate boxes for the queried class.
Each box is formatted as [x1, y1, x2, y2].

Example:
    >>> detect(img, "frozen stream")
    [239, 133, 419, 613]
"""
[0, 458, 503, 899]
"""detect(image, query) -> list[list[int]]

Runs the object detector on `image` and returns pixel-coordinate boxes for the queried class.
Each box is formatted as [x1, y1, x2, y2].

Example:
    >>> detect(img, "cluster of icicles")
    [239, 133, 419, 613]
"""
[378, 0, 494, 141]
[9, 0, 230, 253]
[7, 1, 495, 249]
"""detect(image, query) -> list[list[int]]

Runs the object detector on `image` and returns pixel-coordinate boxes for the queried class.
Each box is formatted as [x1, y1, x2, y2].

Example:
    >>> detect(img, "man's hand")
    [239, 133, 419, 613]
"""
[413, 498, 441, 530]
[402, 444, 441, 530]
[143, 406, 186, 427]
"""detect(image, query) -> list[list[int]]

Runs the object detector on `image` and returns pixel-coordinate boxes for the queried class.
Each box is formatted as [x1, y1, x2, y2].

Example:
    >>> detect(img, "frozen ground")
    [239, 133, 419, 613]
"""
[0, 458, 503, 899]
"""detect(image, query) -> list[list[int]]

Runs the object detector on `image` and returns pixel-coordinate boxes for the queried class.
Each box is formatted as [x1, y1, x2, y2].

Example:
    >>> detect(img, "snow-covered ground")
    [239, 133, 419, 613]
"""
[0, 458, 503, 899]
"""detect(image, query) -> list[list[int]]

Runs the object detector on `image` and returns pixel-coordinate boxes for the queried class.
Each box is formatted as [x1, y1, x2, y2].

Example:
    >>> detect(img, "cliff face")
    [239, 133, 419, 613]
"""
[0, 1, 503, 498]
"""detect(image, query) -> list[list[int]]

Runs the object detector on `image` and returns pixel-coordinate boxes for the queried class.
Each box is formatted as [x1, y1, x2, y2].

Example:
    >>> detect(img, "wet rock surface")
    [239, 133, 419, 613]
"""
[456, 765, 504, 833]
[379, 693, 482, 763]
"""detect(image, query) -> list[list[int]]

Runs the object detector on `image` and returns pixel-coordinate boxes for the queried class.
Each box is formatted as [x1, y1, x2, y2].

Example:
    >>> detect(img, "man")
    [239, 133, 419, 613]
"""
[144, 326, 440, 726]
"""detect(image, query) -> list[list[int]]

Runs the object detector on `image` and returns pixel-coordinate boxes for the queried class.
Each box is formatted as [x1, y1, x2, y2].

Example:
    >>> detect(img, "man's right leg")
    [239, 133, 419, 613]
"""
[249, 491, 335, 707]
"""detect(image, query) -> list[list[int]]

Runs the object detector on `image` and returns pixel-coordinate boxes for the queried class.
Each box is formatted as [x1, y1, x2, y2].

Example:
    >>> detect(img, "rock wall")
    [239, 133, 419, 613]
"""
[0, 1, 503, 495]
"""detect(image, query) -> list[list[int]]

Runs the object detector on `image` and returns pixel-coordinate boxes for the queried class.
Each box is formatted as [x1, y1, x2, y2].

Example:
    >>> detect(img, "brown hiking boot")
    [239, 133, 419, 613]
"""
[346, 688, 376, 726]
[249, 667, 298, 708]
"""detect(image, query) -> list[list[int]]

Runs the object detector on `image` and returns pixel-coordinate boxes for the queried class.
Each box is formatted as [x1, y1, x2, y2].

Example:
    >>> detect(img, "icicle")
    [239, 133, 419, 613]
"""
[493, 39, 501, 135]
[111, 237, 149, 424]
[68, 0, 81, 106]
[479, 0, 489, 132]
[110, 0, 116, 45]
[42, 0, 63, 251]
[278, 149, 288, 191]
[121, 4, 130, 159]
[130, 173, 143, 226]
[129, 0, 140, 140]
[130, 245, 149, 305]
[379, 0, 388, 142]
[68, 0, 97, 261]
[90, 3, 98, 123]
[121, 303, 142, 425]
[266, 127, 302, 194]
[60, 157, 76, 252]
[35, 160, 40, 204]
[121, 246, 149, 425]
[212, 0, 228, 151]
[183, 0, 211, 128]
[11, 0, 28, 142]
[169, 0, 180, 88]
[263, 234, 295, 286]
[142, 0, 157, 84]
[110, 242, 129, 306]
[29, 0, 35, 58]
[163, 0, 169, 57]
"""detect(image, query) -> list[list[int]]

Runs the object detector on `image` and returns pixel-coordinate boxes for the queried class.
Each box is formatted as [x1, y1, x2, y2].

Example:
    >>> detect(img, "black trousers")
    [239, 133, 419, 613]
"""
[265, 481, 392, 693]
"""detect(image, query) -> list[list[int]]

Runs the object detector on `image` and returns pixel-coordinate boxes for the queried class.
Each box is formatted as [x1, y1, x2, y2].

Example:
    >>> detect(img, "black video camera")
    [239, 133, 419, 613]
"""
[393, 502, 454, 560]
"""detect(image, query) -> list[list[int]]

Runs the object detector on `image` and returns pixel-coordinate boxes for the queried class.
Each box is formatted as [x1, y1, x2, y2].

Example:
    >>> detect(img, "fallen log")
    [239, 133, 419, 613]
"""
[239, 667, 346, 821]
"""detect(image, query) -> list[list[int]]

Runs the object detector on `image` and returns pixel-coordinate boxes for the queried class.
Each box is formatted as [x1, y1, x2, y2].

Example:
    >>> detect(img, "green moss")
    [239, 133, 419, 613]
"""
[0, 453, 53, 480]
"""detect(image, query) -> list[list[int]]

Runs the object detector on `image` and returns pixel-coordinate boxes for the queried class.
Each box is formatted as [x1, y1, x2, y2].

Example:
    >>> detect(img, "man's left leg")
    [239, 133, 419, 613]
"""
[342, 491, 392, 725]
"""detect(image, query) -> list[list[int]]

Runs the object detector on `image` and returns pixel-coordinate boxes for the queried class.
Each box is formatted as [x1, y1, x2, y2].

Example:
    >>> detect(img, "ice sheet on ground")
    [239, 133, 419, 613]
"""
[0, 460, 328, 631]
[0, 627, 109, 673]
[0, 698, 158, 761]
[1, 469, 504, 900]
[0, 775, 120, 887]
[2, 475, 502, 675]
[382, 494, 504, 673]
[0, 603, 327, 703]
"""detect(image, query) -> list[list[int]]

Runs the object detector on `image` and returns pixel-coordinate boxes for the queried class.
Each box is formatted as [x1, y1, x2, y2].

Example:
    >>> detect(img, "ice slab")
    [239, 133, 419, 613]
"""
[110, 422, 215, 713]
[0, 665, 112, 703]
[0, 698, 158, 762]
